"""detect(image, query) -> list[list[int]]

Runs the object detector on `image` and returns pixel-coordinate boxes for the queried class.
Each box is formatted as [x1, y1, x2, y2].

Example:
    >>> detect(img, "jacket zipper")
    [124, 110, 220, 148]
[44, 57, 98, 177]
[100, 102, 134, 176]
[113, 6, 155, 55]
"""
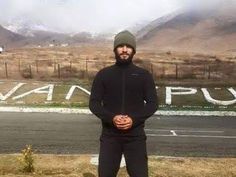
[121, 70, 126, 114]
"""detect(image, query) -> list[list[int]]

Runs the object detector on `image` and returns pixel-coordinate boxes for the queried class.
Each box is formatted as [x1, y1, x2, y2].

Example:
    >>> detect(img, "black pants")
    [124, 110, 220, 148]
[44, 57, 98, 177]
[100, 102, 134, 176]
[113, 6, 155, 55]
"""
[98, 135, 148, 177]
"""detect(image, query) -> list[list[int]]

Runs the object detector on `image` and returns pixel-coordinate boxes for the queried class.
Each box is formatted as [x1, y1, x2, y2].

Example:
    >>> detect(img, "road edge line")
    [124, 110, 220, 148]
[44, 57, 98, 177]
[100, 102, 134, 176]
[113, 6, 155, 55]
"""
[0, 107, 236, 116]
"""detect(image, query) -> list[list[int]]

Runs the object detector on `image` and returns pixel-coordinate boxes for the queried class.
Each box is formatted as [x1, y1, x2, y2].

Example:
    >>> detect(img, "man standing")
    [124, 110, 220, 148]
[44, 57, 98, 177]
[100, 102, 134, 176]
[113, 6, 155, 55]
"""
[89, 30, 158, 177]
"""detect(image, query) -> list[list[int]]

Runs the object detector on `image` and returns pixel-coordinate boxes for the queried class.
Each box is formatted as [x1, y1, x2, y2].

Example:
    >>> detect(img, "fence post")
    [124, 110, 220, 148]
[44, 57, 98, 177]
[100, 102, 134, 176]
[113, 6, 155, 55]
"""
[36, 60, 39, 73]
[150, 63, 153, 76]
[203, 64, 206, 78]
[54, 60, 57, 73]
[5, 62, 8, 78]
[58, 64, 61, 78]
[86, 57, 88, 73]
[18, 58, 21, 72]
[70, 61, 72, 73]
[85, 57, 88, 78]
[29, 64, 32, 78]
[175, 64, 178, 79]
[208, 65, 211, 79]
[162, 66, 165, 79]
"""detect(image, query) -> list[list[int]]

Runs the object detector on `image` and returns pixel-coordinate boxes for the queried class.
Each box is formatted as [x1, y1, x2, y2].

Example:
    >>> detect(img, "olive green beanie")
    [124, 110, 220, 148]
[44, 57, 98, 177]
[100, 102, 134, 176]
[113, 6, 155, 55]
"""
[113, 30, 136, 53]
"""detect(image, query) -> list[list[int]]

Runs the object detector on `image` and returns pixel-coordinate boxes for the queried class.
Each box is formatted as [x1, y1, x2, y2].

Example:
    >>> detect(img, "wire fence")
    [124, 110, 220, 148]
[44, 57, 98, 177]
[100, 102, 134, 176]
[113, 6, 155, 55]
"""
[0, 58, 236, 81]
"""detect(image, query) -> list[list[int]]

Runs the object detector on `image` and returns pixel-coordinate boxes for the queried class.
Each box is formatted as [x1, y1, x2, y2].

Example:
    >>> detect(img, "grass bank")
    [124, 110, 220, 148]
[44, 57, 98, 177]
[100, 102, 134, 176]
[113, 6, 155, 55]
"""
[0, 80, 235, 111]
[0, 154, 235, 177]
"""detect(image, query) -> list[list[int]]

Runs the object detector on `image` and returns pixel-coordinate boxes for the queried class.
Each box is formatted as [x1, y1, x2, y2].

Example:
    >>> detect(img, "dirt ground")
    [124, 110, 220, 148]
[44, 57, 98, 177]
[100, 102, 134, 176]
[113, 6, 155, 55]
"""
[0, 154, 235, 177]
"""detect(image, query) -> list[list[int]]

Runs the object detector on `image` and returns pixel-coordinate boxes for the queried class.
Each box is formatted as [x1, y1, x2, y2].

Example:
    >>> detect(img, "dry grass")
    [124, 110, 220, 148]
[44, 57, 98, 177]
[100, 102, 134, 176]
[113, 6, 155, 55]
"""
[148, 157, 236, 177]
[0, 154, 235, 177]
[0, 46, 235, 81]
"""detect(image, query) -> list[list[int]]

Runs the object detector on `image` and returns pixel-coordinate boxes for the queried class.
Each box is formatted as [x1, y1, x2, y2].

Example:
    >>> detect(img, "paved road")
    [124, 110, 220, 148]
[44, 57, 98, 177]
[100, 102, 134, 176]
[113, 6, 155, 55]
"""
[0, 112, 235, 157]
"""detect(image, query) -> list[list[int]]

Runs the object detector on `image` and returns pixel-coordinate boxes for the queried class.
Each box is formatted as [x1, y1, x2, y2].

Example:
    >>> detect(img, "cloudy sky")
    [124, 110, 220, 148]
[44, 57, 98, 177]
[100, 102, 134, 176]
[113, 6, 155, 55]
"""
[0, 0, 234, 34]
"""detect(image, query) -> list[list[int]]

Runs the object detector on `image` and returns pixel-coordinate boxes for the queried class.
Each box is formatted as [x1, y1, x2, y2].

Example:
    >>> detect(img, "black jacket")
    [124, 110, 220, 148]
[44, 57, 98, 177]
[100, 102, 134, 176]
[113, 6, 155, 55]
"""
[89, 62, 158, 136]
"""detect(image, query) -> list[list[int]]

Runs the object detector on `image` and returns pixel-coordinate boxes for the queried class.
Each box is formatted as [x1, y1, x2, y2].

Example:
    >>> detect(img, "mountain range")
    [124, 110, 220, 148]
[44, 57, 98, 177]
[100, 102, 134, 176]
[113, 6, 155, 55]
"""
[0, 24, 26, 48]
[0, 1, 236, 53]
[137, 1, 236, 53]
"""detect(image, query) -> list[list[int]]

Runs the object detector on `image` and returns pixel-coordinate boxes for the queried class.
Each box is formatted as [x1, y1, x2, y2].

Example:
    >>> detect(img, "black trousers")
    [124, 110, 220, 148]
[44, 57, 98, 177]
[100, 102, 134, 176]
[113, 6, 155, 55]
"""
[98, 135, 148, 177]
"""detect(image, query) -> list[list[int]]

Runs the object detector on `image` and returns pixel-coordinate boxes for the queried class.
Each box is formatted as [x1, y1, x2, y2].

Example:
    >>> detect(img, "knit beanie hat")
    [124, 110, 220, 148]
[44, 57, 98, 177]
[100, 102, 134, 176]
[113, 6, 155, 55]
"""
[114, 30, 136, 53]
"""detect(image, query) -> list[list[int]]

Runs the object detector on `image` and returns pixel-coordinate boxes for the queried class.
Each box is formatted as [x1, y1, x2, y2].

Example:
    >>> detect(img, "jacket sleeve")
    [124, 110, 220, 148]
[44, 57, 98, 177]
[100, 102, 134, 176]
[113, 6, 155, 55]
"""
[130, 72, 158, 128]
[89, 71, 116, 125]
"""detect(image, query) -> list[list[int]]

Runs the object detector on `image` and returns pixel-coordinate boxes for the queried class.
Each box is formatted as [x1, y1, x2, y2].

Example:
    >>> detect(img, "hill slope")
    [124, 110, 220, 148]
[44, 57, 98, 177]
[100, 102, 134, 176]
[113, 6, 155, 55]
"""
[137, 1, 236, 53]
[0, 25, 26, 48]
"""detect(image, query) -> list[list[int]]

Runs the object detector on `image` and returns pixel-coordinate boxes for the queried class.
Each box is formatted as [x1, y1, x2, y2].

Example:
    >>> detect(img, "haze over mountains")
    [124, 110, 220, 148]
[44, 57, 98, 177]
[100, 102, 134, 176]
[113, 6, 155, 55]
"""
[0, 25, 26, 48]
[0, 1, 236, 53]
[137, 1, 236, 53]
[0, 24, 105, 48]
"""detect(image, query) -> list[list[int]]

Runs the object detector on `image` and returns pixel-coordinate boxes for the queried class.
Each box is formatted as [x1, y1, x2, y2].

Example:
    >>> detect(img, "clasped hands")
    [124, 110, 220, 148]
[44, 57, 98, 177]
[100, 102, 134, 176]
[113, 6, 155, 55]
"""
[113, 115, 133, 130]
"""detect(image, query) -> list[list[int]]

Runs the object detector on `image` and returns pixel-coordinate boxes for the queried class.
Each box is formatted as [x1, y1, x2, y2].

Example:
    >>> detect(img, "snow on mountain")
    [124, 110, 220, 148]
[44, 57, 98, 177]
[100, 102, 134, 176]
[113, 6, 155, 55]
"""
[3, 17, 52, 37]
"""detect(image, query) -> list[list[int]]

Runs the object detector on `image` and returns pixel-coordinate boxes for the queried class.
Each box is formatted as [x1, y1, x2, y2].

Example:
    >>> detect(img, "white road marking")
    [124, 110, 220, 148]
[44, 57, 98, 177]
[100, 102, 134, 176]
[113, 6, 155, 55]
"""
[147, 134, 236, 139]
[145, 129, 172, 132]
[90, 154, 126, 167]
[172, 130, 224, 133]
[170, 130, 177, 136]
[145, 129, 224, 133]
[145, 129, 234, 139]
[0, 107, 236, 116]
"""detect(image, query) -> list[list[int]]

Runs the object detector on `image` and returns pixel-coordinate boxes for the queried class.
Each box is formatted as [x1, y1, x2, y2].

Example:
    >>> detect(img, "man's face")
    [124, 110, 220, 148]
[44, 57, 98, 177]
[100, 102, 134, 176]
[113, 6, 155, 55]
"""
[116, 44, 134, 60]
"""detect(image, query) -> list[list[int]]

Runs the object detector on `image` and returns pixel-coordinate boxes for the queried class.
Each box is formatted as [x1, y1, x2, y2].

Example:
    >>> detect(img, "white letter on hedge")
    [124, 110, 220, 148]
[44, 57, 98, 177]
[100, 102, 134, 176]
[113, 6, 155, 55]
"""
[0, 83, 25, 101]
[201, 87, 236, 105]
[166, 87, 197, 105]
[66, 85, 90, 100]
[13, 84, 54, 101]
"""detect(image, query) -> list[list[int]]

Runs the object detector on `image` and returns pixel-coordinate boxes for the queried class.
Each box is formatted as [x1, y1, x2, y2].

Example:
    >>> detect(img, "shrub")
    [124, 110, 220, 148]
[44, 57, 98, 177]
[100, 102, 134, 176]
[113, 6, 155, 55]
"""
[21, 67, 32, 79]
[60, 65, 78, 78]
[18, 145, 35, 173]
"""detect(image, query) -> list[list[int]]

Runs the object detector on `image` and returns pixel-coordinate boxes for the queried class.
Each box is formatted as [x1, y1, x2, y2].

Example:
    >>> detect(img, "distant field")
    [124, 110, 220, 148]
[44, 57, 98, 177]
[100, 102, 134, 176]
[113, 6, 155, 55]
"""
[0, 46, 235, 82]
[0, 46, 235, 111]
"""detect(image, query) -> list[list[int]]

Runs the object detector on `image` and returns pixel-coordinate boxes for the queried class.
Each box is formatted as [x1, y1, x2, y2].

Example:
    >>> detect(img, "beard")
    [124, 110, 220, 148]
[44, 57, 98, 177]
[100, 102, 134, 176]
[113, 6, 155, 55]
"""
[114, 51, 134, 65]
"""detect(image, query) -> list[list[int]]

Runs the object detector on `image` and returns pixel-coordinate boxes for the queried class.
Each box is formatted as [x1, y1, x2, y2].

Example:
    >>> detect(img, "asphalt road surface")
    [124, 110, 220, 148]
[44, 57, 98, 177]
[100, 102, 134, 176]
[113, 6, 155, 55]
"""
[0, 112, 235, 157]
